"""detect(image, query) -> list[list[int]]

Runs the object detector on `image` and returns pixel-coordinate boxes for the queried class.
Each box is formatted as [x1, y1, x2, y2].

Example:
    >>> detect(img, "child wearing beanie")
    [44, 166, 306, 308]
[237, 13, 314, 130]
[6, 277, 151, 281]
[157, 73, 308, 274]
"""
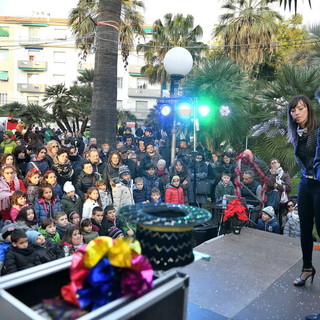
[0, 221, 16, 271]
[257, 206, 280, 234]
[60, 181, 83, 216]
[165, 175, 184, 204]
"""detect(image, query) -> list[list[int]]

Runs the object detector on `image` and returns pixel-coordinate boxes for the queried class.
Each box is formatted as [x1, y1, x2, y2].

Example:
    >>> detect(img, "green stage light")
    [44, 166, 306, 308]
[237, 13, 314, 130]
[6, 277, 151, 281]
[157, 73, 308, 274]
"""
[198, 104, 210, 117]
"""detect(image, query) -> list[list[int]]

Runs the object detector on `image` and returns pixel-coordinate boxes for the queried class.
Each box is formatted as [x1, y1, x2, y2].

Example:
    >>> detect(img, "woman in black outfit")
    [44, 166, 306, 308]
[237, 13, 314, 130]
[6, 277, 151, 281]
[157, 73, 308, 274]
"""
[288, 95, 319, 289]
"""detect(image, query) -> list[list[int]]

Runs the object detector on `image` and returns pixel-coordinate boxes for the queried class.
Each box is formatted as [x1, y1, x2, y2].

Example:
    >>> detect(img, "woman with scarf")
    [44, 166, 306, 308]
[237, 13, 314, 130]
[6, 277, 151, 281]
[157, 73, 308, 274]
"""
[44, 140, 61, 168]
[156, 159, 169, 187]
[266, 158, 292, 229]
[170, 159, 190, 204]
[102, 152, 123, 188]
[51, 148, 74, 186]
[0, 165, 26, 223]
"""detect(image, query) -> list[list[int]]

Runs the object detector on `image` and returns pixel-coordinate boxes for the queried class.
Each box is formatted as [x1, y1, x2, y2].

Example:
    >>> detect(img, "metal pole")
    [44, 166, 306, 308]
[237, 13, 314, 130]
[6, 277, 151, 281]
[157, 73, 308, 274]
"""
[170, 77, 176, 165]
[193, 98, 197, 152]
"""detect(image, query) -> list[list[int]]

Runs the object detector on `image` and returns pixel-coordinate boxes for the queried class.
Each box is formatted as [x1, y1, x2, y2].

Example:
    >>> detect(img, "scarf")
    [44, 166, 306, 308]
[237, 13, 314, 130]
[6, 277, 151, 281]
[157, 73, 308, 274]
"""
[275, 167, 284, 185]
[0, 177, 21, 210]
[157, 168, 166, 177]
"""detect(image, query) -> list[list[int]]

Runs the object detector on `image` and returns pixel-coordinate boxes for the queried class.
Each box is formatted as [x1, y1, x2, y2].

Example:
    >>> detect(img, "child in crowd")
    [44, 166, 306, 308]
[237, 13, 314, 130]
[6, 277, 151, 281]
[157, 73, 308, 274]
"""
[69, 211, 81, 226]
[82, 187, 101, 219]
[15, 206, 38, 231]
[143, 163, 164, 201]
[257, 206, 280, 234]
[26, 230, 64, 263]
[165, 176, 184, 204]
[60, 226, 84, 257]
[42, 170, 63, 200]
[133, 177, 149, 204]
[60, 181, 83, 217]
[108, 226, 124, 239]
[91, 206, 109, 236]
[24, 168, 41, 205]
[38, 218, 60, 243]
[3, 229, 41, 274]
[283, 205, 300, 238]
[215, 171, 235, 200]
[112, 166, 134, 210]
[54, 211, 71, 238]
[105, 205, 123, 234]
[0, 222, 15, 271]
[150, 188, 162, 204]
[34, 185, 61, 223]
[80, 218, 99, 244]
[95, 181, 113, 210]
[10, 190, 28, 221]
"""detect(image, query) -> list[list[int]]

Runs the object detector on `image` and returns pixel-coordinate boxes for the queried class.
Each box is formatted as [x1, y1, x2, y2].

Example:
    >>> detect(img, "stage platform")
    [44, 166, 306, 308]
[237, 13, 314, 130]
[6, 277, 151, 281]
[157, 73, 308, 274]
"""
[184, 228, 320, 320]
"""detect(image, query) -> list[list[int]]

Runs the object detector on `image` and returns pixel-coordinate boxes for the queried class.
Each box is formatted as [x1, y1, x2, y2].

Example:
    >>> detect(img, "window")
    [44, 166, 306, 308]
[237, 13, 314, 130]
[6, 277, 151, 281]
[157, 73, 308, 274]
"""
[0, 49, 9, 60]
[117, 77, 123, 89]
[27, 96, 40, 105]
[54, 51, 66, 63]
[0, 93, 8, 105]
[27, 73, 40, 84]
[53, 74, 65, 84]
[0, 71, 9, 81]
[54, 28, 67, 40]
[137, 79, 147, 89]
[0, 26, 9, 37]
[28, 50, 41, 60]
[28, 27, 40, 41]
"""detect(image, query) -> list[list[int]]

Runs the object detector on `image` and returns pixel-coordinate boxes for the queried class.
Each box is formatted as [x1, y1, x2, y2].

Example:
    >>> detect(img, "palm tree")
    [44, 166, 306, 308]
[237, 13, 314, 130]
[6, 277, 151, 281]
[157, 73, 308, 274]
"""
[137, 13, 207, 91]
[43, 84, 72, 132]
[279, 0, 311, 11]
[214, 0, 283, 76]
[69, 0, 145, 144]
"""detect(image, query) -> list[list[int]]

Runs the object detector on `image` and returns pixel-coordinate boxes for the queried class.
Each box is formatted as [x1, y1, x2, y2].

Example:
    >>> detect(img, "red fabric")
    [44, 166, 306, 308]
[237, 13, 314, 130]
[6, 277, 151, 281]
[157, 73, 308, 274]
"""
[165, 187, 184, 204]
[222, 199, 248, 222]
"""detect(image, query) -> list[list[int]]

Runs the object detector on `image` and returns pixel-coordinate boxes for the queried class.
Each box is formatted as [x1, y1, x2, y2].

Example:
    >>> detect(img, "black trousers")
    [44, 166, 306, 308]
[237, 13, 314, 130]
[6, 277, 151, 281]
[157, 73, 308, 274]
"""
[298, 176, 320, 268]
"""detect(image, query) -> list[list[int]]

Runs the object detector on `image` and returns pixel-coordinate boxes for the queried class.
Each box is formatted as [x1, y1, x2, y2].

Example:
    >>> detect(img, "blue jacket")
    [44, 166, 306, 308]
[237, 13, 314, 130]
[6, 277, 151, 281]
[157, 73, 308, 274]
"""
[0, 241, 11, 263]
[133, 188, 148, 203]
[142, 174, 164, 201]
[34, 198, 61, 223]
[257, 217, 280, 234]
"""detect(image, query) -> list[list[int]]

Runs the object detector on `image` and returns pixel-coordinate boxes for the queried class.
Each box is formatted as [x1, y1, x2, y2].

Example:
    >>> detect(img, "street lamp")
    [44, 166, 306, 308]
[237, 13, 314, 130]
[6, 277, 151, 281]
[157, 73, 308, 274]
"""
[163, 47, 193, 165]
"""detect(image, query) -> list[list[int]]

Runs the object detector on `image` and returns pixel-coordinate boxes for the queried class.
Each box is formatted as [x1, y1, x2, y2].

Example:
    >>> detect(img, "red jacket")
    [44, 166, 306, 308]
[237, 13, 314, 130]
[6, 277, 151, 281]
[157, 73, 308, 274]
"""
[165, 186, 184, 204]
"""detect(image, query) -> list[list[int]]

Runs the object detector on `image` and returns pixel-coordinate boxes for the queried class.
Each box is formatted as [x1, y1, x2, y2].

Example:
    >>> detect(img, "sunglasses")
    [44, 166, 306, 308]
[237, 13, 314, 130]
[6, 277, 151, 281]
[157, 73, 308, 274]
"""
[287, 204, 295, 208]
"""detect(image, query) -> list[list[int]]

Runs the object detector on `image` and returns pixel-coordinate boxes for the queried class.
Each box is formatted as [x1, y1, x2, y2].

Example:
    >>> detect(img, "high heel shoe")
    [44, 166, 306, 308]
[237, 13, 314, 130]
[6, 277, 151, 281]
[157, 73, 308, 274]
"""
[293, 267, 316, 286]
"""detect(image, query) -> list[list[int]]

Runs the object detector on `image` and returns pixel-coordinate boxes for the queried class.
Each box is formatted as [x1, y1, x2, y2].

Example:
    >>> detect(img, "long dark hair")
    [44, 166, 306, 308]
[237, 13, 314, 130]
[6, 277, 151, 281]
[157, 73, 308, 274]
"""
[287, 95, 319, 144]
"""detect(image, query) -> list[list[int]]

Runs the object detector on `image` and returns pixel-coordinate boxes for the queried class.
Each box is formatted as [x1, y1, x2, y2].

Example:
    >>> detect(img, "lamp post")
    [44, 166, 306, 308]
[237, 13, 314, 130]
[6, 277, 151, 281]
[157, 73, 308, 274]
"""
[164, 47, 193, 165]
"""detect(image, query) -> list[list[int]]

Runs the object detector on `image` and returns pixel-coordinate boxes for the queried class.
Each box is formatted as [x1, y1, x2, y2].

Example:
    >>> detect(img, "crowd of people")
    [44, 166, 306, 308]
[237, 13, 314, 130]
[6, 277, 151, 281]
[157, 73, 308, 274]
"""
[0, 122, 300, 276]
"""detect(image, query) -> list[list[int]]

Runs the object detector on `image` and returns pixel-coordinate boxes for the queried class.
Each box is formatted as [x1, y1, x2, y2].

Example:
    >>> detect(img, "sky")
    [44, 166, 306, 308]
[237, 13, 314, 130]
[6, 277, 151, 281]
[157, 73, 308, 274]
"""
[0, 0, 319, 42]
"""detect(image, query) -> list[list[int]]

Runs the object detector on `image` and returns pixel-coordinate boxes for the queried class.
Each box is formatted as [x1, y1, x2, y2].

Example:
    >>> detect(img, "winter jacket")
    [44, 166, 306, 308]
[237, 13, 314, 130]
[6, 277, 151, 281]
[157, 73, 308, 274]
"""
[215, 180, 235, 200]
[170, 169, 190, 204]
[52, 183, 63, 200]
[102, 163, 120, 184]
[257, 217, 280, 234]
[16, 155, 30, 177]
[34, 197, 61, 223]
[69, 154, 84, 176]
[82, 230, 100, 244]
[165, 185, 185, 204]
[112, 180, 135, 211]
[56, 222, 72, 239]
[62, 242, 84, 257]
[0, 140, 17, 154]
[142, 174, 164, 201]
[0, 241, 11, 263]
[283, 212, 300, 238]
[98, 189, 113, 210]
[82, 199, 100, 220]
[122, 158, 139, 180]
[3, 245, 41, 274]
[133, 188, 148, 204]
[26, 160, 50, 176]
[10, 205, 27, 222]
[26, 184, 40, 205]
[51, 161, 74, 186]
[60, 193, 83, 216]
[14, 220, 39, 232]
[75, 171, 100, 200]
[187, 161, 208, 204]
[140, 152, 163, 175]
[91, 217, 110, 237]
[105, 217, 123, 234]
[32, 240, 64, 263]
[266, 169, 292, 198]
[157, 168, 170, 187]
[38, 226, 60, 243]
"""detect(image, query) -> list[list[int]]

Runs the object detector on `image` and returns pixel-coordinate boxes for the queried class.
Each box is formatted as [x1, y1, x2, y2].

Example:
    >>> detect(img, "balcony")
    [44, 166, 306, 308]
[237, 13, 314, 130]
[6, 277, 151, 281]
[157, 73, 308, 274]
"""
[18, 60, 47, 71]
[128, 88, 162, 98]
[17, 83, 46, 93]
[128, 65, 143, 76]
[77, 62, 94, 72]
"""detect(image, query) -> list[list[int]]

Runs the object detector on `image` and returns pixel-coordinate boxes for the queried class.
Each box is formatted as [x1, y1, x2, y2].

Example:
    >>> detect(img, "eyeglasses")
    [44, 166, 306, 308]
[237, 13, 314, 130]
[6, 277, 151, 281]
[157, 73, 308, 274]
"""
[287, 204, 295, 208]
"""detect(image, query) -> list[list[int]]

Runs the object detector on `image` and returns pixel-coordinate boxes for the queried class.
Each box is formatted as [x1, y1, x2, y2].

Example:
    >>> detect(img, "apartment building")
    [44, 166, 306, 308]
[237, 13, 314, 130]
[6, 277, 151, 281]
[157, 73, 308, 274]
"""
[0, 16, 164, 120]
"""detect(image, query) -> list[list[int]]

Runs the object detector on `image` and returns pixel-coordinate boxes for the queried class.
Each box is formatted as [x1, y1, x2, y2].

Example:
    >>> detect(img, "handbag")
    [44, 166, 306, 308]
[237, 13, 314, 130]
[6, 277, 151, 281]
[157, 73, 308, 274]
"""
[266, 189, 280, 210]
[280, 186, 288, 204]
[196, 180, 211, 195]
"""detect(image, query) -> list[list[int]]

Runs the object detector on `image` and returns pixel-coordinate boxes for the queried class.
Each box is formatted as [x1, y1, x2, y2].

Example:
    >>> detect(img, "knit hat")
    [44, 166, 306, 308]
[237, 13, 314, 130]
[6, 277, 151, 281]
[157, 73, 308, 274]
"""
[4, 130, 13, 138]
[118, 165, 131, 178]
[108, 227, 123, 239]
[64, 181, 75, 193]
[26, 230, 41, 245]
[262, 206, 275, 218]
[1, 221, 16, 240]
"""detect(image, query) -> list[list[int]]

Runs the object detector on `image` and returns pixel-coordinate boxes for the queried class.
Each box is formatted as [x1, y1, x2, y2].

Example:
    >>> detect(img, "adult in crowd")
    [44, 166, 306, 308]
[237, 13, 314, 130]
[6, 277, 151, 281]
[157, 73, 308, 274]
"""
[12, 145, 30, 178]
[68, 145, 83, 176]
[207, 152, 221, 202]
[0, 130, 16, 154]
[0, 164, 26, 223]
[156, 159, 169, 187]
[0, 153, 23, 179]
[75, 161, 100, 201]
[158, 139, 171, 168]
[26, 132, 43, 154]
[51, 148, 74, 186]
[83, 137, 99, 154]
[219, 153, 236, 181]
[122, 127, 135, 143]
[287, 95, 319, 289]
[118, 146, 138, 180]
[141, 128, 154, 147]
[26, 146, 50, 176]
[188, 153, 208, 207]
[88, 149, 105, 177]
[139, 143, 163, 176]
[136, 141, 146, 165]
[170, 159, 190, 204]
[241, 169, 263, 205]
[102, 151, 122, 187]
[45, 140, 60, 168]
[124, 136, 136, 151]
[176, 139, 191, 165]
